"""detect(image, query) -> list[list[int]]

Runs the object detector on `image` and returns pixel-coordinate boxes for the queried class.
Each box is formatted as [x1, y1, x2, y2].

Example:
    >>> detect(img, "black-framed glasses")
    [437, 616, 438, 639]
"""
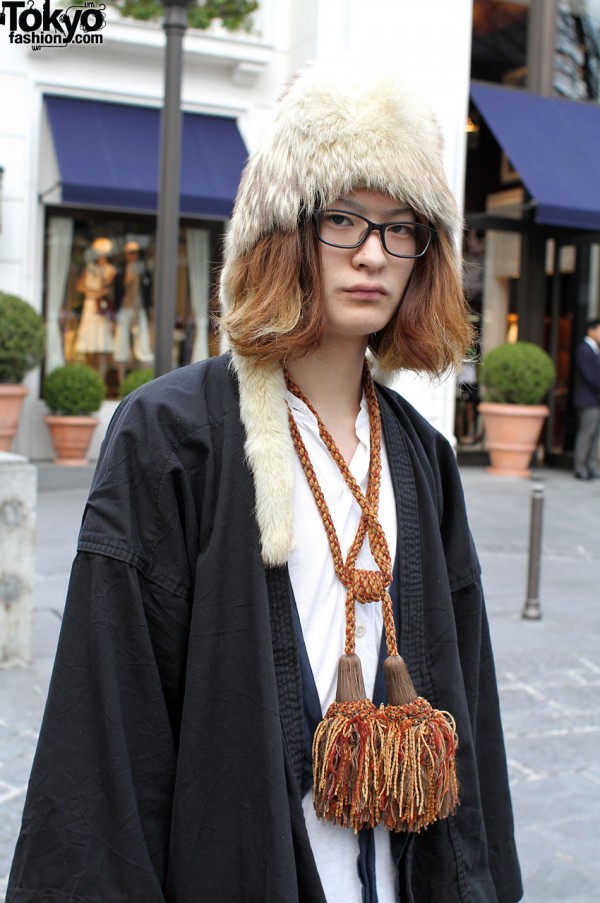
[313, 209, 436, 258]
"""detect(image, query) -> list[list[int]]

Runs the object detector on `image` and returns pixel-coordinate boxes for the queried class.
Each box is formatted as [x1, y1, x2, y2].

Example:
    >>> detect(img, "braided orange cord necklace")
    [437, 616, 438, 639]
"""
[285, 362, 399, 663]
[284, 361, 460, 834]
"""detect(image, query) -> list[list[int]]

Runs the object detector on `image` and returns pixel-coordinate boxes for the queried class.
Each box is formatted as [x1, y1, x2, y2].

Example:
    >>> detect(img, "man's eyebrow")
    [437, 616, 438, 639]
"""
[333, 197, 414, 218]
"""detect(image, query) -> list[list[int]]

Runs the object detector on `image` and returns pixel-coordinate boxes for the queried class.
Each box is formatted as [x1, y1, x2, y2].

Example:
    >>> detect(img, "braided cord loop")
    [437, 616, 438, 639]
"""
[285, 364, 397, 658]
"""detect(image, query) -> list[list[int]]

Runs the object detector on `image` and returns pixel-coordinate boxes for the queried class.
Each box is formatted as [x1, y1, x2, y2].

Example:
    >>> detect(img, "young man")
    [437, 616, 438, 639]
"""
[7, 62, 522, 902]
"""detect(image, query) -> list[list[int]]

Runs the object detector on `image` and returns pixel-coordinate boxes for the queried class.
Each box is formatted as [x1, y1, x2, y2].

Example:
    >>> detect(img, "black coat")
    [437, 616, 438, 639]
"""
[7, 356, 522, 903]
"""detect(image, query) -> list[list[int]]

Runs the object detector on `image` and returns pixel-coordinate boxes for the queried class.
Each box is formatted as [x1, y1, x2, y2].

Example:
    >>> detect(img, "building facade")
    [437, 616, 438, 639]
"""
[464, 0, 600, 464]
[0, 0, 473, 461]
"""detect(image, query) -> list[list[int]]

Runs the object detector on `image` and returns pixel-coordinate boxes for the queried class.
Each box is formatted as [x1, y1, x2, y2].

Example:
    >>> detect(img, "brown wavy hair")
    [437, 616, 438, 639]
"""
[220, 217, 473, 375]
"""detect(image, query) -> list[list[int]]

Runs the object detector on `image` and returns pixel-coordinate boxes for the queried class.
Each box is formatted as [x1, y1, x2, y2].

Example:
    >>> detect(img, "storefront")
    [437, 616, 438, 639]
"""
[40, 95, 247, 398]
[463, 82, 600, 464]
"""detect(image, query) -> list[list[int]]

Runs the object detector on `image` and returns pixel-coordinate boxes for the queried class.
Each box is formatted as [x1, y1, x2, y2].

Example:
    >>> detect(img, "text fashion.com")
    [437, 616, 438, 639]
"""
[8, 30, 103, 43]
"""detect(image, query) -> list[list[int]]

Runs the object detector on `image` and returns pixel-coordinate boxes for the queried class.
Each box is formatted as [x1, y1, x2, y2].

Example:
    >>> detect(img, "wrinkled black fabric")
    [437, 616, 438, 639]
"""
[7, 355, 522, 903]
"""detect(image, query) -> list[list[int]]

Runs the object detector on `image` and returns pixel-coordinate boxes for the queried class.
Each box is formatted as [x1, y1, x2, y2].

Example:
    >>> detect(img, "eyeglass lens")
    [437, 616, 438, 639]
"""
[315, 211, 432, 257]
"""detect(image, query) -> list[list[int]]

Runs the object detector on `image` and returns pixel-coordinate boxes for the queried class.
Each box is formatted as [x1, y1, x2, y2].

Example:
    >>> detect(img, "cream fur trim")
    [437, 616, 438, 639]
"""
[231, 352, 296, 566]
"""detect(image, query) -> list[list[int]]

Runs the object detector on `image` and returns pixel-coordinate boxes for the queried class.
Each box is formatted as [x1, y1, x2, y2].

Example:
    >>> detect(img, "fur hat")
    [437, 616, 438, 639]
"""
[221, 59, 461, 311]
[223, 60, 462, 566]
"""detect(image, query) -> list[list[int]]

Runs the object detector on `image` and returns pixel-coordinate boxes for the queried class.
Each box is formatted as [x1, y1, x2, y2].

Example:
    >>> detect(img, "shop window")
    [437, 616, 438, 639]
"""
[43, 212, 222, 399]
[472, 0, 600, 101]
[555, 1, 600, 101]
[471, 0, 529, 86]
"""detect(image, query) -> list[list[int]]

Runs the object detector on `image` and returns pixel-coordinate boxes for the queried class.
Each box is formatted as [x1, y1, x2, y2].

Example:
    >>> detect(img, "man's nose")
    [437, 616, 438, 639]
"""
[353, 230, 387, 266]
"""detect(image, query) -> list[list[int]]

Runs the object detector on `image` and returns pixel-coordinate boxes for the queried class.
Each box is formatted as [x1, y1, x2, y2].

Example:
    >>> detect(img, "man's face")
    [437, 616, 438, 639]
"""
[317, 188, 416, 347]
[589, 324, 600, 345]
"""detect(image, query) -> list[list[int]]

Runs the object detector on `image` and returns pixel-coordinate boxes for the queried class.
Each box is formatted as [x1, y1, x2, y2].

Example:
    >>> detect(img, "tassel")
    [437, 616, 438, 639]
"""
[336, 651, 367, 702]
[378, 659, 459, 832]
[312, 654, 383, 832]
[384, 654, 418, 707]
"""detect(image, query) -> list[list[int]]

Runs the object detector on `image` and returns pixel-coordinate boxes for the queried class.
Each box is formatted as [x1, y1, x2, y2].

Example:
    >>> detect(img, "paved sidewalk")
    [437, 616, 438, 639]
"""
[0, 464, 599, 901]
[462, 467, 600, 903]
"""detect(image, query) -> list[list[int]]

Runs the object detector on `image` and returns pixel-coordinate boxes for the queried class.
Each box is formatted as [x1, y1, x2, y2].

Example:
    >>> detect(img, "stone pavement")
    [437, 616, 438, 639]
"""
[0, 463, 599, 901]
[462, 467, 600, 903]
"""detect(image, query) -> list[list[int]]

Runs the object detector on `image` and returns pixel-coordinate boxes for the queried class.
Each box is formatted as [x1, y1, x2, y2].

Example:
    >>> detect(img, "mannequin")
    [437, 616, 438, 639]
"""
[75, 236, 116, 377]
[112, 241, 154, 386]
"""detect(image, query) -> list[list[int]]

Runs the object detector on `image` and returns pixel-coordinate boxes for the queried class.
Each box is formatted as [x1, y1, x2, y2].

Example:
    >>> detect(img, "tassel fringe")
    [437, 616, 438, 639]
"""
[379, 698, 459, 832]
[312, 699, 384, 832]
[312, 697, 459, 834]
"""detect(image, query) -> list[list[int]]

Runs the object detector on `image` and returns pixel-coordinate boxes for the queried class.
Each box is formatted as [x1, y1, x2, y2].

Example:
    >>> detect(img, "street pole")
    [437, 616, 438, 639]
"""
[522, 481, 545, 620]
[154, 0, 191, 377]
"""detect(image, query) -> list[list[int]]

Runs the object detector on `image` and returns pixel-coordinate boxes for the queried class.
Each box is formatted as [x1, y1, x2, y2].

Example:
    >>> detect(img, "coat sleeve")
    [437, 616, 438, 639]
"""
[450, 579, 523, 903]
[6, 550, 192, 903]
[439, 439, 523, 903]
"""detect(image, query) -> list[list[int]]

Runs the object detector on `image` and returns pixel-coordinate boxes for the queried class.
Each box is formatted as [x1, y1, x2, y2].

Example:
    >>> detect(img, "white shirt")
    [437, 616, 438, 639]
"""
[287, 390, 398, 903]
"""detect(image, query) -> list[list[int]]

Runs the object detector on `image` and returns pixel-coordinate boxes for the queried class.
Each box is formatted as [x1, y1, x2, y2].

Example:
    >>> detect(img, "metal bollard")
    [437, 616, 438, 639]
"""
[522, 481, 544, 620]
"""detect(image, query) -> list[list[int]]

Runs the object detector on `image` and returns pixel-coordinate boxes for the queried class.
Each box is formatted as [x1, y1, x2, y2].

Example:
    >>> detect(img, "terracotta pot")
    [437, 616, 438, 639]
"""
[477, 402, 550, 478]
[45, 415, 99, 466]
[0, 384, 29, 452]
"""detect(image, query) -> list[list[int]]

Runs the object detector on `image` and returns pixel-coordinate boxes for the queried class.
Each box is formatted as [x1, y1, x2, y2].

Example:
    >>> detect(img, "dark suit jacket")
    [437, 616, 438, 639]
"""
[574, 339, 600, 409]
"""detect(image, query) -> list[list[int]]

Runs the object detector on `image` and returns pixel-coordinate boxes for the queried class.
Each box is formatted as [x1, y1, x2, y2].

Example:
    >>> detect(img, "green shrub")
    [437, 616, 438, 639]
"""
[43, 364, 106, 416]
[0, 292, 46, 383]
[71, 0, 259, 31]
[480, 342, 556, 405]
[120, 368, 154, 398]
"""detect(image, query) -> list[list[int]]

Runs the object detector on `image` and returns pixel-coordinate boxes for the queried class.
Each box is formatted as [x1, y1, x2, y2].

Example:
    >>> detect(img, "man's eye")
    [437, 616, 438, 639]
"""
[326, 213, 355, 227]
[388, 223, 416, 236]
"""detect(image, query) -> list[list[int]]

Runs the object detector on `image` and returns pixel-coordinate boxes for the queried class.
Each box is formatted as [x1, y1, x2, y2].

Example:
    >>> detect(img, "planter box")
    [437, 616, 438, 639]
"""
[0, 384, 28, 452]
[478, 402, 549, 478]
[45, 415, 99, 466]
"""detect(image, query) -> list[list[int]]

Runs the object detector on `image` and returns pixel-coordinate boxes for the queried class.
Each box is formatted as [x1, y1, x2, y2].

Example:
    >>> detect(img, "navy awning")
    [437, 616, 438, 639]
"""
[471, 83, 600, 231]
[44, 95, 247, 218]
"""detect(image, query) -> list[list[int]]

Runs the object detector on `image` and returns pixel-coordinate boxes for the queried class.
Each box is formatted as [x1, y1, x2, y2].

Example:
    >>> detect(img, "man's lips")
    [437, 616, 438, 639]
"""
[344, 284, 387, 298]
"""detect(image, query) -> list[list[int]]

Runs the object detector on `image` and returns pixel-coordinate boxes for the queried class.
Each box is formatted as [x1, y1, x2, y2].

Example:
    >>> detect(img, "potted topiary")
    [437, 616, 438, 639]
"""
[42, 363, 106, 465]
[478, 341, 556, 477]
[0, 292, 46, 451]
